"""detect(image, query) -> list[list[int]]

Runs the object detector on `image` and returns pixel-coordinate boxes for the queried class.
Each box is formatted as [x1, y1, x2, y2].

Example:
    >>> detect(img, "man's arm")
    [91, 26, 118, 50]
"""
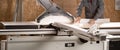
[75, 0, 84, 23]
[94, 0, 104, 20]
[77, 0, 84, 17]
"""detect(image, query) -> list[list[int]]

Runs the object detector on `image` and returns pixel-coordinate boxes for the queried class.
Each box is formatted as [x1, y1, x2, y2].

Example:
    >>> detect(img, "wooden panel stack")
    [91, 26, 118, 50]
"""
[0, 0, 15, 21]
[0, 0, 120, 22]
[23, 0, 44, 21]
[104, 0, 120, 22]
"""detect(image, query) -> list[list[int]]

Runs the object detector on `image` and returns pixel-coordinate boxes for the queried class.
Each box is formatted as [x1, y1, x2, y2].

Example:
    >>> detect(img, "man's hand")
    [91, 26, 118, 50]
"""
[74, 17, 81, 23]
[88, 19, 95, 25]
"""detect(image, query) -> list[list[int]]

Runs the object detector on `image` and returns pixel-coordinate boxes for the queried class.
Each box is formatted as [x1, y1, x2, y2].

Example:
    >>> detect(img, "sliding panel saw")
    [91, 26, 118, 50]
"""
[0, 0, 120, 50]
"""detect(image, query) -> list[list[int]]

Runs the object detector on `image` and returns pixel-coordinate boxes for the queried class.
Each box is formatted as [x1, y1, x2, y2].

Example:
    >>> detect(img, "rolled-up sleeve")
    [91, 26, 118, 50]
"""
[77, 0, 84, 17]
[94, 0, 104, 20]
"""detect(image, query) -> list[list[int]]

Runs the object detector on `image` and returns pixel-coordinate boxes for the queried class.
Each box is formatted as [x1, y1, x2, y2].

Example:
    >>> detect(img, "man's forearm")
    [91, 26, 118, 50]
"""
[77, 0, 84, 17]
[94, 0, 104, 20]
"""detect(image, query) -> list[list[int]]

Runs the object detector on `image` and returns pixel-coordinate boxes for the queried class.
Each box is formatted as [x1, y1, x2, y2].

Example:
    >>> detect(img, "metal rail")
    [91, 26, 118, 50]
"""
[0, 29, 56, 35]
[52, 22, 93, 41]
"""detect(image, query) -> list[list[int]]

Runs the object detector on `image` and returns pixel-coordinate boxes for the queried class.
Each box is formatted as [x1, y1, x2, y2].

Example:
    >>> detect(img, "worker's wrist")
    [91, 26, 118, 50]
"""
[74, 16, 81, 23]
[93, 17, 98, 20]
[75, 16, 81, 18]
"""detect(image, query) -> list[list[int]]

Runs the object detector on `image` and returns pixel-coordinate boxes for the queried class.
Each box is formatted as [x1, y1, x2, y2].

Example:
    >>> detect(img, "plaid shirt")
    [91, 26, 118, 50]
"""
[77, 0, 104, 20]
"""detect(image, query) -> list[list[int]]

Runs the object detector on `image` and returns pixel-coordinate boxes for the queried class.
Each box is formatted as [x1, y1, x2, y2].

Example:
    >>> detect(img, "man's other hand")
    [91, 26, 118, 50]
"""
[88, 19, 95, 25]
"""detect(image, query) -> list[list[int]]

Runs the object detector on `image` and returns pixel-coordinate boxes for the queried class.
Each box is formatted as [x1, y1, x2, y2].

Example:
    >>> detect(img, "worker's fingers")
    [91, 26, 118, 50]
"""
[88, 19, 95, 25]
[74, 17, 81, 23]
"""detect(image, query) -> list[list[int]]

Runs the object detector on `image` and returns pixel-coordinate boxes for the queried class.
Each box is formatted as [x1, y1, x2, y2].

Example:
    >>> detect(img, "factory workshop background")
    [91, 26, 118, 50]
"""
[0, 0, 120, 22]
